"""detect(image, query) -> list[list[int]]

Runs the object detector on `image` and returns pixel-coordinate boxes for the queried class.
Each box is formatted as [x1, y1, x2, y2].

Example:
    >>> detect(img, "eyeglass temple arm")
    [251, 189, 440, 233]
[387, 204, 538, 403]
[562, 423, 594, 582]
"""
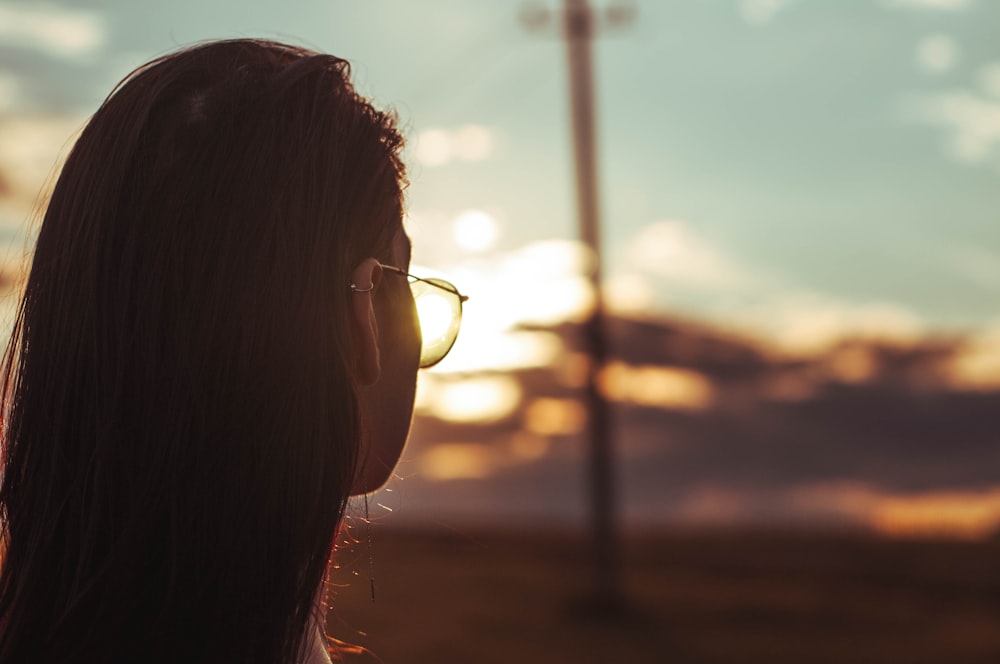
[415, 276, 469, 302]
[380, 264, 469, 301]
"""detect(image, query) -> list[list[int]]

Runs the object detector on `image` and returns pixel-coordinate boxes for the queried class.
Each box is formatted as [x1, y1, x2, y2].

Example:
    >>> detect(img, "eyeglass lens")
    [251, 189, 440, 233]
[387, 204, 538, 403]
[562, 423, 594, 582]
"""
[410, 278, 463, 368]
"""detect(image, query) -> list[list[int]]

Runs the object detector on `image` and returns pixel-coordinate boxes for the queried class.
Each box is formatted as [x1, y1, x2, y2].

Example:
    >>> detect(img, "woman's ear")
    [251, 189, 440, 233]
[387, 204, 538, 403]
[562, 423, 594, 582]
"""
[350, 258, 383, 386]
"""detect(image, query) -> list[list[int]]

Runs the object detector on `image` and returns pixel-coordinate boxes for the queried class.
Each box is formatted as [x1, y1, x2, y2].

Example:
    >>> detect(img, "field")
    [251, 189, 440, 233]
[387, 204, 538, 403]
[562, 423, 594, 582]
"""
[324, 527, 1000, 663]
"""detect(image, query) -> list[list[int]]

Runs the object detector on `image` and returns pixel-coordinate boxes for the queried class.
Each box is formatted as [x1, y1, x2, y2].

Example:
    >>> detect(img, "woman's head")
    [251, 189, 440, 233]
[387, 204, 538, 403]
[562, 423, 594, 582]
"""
[0, 39, 417, 663]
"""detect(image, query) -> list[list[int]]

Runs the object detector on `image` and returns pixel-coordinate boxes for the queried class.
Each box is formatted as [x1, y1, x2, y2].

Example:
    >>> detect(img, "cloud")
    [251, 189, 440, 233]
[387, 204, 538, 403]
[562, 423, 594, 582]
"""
[738, 0, 796, 25]
[398, 308, 1000, 530]
[915, 34, 959, 75]
[599, 361, 715, 411]
[0, 114, 85, 227]
[0, 72, 25, 113]
[0, 114, 85, 324]
[411, 124, 496, 167]
[729, 293, 924, 354]
[414, 217, 930, 374]
[406, 238, 594, 374]
[794, 483, 1000, 539]
[942, 245, 1000, 289]
[602, 273, 655, 314]
[882, 0, 974, 9]
[622, 220, 752, 290]
[909, 90, 1000, 163]
[610, 219, 924, 354]
[977, 63, 1000, 98]
[0, 3, 108, 59]
[945, 318, 1000, 390]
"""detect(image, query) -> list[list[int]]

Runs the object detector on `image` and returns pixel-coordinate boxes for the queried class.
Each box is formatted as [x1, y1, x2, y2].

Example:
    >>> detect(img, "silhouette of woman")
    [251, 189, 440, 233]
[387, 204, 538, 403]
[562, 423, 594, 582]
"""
[0, 38, 465, 664]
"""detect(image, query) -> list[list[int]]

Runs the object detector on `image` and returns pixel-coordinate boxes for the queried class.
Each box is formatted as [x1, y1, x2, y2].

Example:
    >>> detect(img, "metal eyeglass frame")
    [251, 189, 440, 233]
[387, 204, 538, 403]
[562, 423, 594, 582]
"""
[350, 264, 468, 368]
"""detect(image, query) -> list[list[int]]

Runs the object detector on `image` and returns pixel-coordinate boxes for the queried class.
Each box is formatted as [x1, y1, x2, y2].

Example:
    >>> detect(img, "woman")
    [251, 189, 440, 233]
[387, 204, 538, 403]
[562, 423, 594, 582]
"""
[0, 39, 464, 663]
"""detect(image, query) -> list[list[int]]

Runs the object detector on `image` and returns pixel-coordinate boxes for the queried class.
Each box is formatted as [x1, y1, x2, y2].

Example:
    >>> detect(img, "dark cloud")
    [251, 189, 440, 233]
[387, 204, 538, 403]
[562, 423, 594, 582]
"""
[396, 315, 1000, 525]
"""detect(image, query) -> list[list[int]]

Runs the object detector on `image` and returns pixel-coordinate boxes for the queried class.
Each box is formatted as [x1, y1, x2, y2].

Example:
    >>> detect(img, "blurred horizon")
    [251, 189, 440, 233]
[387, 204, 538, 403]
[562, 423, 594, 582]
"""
[1, 0, 999, 540]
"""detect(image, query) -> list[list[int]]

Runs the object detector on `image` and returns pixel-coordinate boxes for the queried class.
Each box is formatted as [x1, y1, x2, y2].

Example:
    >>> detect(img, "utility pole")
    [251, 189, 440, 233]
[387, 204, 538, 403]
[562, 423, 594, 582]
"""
[522, 0, 634, 612]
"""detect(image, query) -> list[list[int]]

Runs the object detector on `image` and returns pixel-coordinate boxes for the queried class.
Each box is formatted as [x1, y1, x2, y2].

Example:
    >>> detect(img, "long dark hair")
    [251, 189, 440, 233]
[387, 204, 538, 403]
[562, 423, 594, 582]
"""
[0, 39, 405, 663]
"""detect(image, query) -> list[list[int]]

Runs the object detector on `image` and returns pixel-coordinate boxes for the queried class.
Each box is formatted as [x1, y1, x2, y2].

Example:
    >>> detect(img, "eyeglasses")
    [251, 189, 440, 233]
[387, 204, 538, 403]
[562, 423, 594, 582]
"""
[354, 264, 468, 369]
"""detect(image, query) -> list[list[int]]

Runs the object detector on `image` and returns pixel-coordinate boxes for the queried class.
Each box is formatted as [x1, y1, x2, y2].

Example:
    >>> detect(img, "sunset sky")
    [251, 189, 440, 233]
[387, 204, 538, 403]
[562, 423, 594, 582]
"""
[1, 0, 998, 536]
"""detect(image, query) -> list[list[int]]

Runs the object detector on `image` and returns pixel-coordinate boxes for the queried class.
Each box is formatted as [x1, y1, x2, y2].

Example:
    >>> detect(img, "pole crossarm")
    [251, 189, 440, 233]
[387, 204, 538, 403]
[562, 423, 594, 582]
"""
[519, 0, 635, 38]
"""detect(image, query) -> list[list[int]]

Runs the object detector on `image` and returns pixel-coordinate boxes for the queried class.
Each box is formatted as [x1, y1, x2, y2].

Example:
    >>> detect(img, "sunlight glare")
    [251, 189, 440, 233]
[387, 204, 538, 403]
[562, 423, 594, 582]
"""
[793, 483, 1000, 540]
[418, 443, 497, 481]
[524, 398, 586, 436]
[433, 329, 562, 374]
[452, 209, 498, 253]
[603, 273, 654, 313]
[518, 275, 595, 326]
[416, 291, 453, 344]
[408, 240, 599, 375]
[413, 371, 435, 412]
[872, 489, 1000, 539]
[505, 239, 594, 278]
[599, 362, 714, 410]
[946, 320, 1000, 390]
[425, 375, 521, 423]
[413, 128, 452, 167]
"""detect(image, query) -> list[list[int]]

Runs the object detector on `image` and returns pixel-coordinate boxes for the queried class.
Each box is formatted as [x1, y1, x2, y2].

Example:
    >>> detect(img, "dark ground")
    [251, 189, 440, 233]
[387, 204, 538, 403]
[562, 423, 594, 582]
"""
[324, 526, 1000, 663]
